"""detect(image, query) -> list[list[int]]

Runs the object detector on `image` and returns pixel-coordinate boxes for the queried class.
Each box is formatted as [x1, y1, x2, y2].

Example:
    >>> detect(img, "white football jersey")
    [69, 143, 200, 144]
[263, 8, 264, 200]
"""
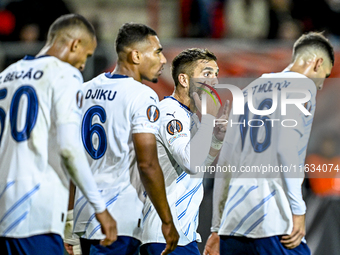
[0, 55, 84, 238]
[73, 73, 160, 240]
[141, 96, 203, 246]
[218, 71, 316, 238]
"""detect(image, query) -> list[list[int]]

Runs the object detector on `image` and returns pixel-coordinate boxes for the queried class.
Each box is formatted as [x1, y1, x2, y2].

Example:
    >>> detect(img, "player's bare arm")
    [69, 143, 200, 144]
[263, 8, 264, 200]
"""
[133, 133, 179, 254]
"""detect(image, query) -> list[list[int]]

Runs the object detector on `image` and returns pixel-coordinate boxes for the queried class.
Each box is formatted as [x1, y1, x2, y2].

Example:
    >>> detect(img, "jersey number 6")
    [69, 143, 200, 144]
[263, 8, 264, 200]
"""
[82, 105, 107, 159]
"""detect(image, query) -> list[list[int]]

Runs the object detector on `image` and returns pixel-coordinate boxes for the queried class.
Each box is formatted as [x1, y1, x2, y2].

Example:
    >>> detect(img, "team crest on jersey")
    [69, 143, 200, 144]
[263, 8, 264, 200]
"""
[76, 90, 83, 109]
[304, 100, 312, 115]
[166, 119, 183, 135]
[146, 105, 160, 122]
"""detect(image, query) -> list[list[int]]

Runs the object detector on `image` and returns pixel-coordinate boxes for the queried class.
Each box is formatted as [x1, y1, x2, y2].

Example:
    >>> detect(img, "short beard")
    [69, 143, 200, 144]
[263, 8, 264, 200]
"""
[151, 78, 158, 83]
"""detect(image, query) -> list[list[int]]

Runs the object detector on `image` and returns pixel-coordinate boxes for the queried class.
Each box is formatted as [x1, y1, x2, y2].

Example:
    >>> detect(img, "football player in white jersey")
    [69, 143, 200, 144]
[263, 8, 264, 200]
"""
[140, 48, 229, 255]
[0, 14, 117, 255]
[204, 32, 334, 255]
[73, 23, 179, 255]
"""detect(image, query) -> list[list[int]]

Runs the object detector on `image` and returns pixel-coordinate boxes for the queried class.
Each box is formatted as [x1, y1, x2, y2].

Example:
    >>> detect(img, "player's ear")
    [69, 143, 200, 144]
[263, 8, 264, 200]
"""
[314, 58, 324, 72]
[131, 50, 140, 64]
[70, 39, 81, 53]
[178, 73, 189, 88]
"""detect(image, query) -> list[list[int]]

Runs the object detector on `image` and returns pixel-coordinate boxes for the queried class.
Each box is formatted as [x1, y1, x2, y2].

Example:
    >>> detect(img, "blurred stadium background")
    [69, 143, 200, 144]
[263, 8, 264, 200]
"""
[1, 0, 340, 254]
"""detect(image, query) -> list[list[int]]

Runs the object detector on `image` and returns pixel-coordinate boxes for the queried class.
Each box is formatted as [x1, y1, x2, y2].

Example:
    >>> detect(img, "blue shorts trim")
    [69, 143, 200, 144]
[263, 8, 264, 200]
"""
[0, 233, 63, 255]
[140, 241, 200, 255]
[220, 235, 311, 255]
[80, 236, 141, 255]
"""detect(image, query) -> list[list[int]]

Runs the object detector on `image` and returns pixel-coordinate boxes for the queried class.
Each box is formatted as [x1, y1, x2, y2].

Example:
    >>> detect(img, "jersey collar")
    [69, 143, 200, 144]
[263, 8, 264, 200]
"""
[164, 96, 191, 112]
[23, 55, 50, 60]
[105, 72, 129, 79]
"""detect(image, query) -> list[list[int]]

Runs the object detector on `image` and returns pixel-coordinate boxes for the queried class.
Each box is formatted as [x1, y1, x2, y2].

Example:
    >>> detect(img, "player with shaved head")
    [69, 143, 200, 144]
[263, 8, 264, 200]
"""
[73, 23, 179, 255]
[0, 14, 116, 255]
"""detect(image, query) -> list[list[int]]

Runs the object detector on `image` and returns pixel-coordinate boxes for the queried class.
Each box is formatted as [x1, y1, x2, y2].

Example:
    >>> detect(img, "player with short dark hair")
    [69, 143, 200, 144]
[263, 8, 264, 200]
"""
[204, 32, 334, 255]
[0, 13, 117, 255]
[171, 48, 217, 87]
[115, 23, 156, 53]
[73, 22, 179, 255]
[140, 48, 228, 255]
[292, 32, 334, 67]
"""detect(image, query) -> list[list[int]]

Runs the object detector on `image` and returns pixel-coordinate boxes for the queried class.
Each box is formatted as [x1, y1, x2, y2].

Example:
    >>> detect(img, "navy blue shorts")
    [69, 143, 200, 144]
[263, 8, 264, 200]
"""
[80, 236, 141, 255]
[0, 233, 63, 255]
[220, 235, 311, 255]
[140, 241, 200, 255]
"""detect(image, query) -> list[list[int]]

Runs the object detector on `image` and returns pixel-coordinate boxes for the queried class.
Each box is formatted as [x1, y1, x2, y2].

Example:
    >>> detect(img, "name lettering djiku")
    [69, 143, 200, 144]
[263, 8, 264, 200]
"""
[0, 68, 44, 84]
[85, 89, 117, 101]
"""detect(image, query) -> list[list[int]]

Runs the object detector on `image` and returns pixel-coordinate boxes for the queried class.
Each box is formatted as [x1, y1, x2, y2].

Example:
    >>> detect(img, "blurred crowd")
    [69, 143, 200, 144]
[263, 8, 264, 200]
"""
[0, 0, 71, 43]
[1, 0, 340, 43]
[180, 0, 340, 41]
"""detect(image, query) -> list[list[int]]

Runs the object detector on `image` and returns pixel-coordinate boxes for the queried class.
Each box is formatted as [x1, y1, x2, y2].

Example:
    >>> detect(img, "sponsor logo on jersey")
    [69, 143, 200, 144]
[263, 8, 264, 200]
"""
[76, 90, 83, 108]
[166, 119, 183, 135]
[150, 96, 157, 103]
[168, 133, 187, 144]
[166, 111, 176, 118]
[146, 105, 160, 122]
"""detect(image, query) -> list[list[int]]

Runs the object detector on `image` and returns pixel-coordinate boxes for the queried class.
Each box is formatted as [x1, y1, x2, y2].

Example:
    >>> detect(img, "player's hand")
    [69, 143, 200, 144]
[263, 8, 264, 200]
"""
[213, 100, 230, 141]
[193, 91, 220, 117]
[280, 214, 306, 249]
[64, 243, 74, 255]
[95, 209, 117, 246]
[203, 232, 220, 255]
[161, 221, 179, 255]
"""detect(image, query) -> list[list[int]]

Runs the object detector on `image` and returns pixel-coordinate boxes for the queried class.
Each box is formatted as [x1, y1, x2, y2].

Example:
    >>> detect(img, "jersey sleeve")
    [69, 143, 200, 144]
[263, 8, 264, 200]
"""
[283, 80, 315, 137]
[130, 89, 160, 134]
[278, 126, 306, 215]
[51, 67, 106, 214]
[52, 68, 84, 126]
[277, 81, 315, 215]
[158, 107, 214, 174]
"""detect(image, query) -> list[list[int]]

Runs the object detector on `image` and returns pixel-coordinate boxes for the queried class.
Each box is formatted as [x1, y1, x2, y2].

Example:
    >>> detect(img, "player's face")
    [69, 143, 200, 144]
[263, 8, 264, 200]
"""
[314, 59, 332, 90]
[139, 35, 167, 83]
[69, 35, 97, 71]
[189, 59, 219, 97]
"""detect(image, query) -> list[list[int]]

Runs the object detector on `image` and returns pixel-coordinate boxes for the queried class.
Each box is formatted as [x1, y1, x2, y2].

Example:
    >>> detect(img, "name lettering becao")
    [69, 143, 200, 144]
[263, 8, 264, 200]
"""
[0, 68, 44, 84]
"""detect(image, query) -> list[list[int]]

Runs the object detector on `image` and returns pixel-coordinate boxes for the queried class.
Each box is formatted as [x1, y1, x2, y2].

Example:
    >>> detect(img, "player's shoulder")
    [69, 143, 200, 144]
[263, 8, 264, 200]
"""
[159, 96, 178, 109]
[259, 71, 316, 92]
[159, 96, 189, 111]
[261, 71, 314, 84]
[86, 73, 158, 97]
[26, 55, 83, 84]
[24, 55, 78, 72]
[159, 96, 191, 123]
[47, 56, 82, 80]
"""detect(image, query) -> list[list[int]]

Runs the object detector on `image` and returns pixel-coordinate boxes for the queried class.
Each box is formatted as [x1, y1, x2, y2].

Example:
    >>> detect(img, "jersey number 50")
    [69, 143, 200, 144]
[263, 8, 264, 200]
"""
[82, 105, 107, 159]
[0, 86, 38, 145]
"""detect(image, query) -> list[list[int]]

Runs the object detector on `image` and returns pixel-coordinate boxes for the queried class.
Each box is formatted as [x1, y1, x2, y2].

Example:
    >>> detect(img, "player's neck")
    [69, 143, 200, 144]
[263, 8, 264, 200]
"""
[111, 63, 142, 82]
[36, 43, 69, 63]
[36, 45, 54, 58]
[173, 89, 190, 108]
